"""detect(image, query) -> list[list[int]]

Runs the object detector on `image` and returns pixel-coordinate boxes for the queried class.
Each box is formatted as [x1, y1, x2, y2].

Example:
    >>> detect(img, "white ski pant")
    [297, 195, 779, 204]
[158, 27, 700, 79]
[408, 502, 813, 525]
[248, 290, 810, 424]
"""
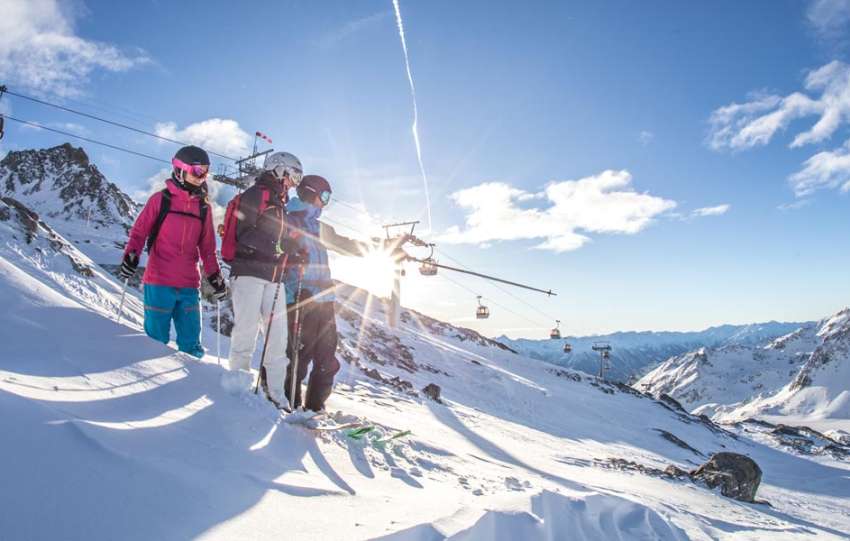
[228, 275, 288, 402]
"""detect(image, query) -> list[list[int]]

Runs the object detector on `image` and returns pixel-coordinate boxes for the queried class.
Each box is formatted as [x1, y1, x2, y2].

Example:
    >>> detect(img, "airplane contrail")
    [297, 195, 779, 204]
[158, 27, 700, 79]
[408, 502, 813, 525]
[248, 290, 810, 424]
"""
[392, 0, 433, 234]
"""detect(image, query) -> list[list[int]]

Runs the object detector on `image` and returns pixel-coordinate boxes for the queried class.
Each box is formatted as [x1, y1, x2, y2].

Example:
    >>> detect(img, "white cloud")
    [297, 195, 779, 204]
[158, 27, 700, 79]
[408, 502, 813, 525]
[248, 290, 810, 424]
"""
[708, 62, 850, 151]
[439, 170, 677, 253]
[638, 130, 654, 145]
[708, 61, 850, 196]
[807, 0, 850, 40]
[789, 138, 850, 195]
[0, 0, 149, 97]
[691, 204, 731, 217]
[155, 119, 252, 159]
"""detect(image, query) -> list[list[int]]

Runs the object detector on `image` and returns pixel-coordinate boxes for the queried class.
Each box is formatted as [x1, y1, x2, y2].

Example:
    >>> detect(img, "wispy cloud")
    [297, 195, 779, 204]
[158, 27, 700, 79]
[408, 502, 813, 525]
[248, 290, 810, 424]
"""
[439, 170, 677, 253]
[638, 130, 654, 146]
[316, 11, 389, 49]
[807, 0, 850, 45]
[708, 61, 850, 196]
[789, 139, 850, 195]
[19, 121, 89, 136]
[777, 199, 813, 211]
[0, 0, 149, 97]
[154, 119, 251, 159]
[691, 204, 731, 217]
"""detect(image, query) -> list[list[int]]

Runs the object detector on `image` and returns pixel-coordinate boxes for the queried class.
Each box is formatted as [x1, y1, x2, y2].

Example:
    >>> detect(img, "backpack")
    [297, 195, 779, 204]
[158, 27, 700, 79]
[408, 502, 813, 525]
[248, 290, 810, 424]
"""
[145, 188, 209, 254]
[219, 187, 273, 263]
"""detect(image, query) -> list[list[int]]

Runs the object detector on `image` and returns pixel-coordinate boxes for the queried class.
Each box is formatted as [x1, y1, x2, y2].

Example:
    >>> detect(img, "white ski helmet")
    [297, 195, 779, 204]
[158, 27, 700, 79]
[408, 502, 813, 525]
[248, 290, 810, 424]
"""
[263, 151, 303, 185]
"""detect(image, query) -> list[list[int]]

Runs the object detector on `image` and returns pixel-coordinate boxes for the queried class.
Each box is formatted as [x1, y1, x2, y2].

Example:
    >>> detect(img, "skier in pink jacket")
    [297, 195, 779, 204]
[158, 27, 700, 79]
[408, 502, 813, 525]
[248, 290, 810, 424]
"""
[118, 145, 227, 357]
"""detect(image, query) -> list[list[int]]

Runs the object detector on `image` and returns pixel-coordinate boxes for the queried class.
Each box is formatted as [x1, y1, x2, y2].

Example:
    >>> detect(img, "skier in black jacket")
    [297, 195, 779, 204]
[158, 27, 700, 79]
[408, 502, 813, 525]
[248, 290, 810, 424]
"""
[221, 151, 303, 406]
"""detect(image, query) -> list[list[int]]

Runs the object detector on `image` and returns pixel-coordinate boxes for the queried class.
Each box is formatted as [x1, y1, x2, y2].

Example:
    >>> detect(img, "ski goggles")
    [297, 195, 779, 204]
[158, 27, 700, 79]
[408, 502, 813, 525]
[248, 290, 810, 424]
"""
[302, 185, 332, 206]
[269, 164, 303, 185]
[172, 158, 209, 179]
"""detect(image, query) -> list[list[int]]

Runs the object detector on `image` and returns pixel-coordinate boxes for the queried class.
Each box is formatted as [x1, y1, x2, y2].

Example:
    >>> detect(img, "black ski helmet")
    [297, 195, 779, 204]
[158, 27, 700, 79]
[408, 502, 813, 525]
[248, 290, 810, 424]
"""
[174, 145, 210, 166]
[297, 174, 332, 203]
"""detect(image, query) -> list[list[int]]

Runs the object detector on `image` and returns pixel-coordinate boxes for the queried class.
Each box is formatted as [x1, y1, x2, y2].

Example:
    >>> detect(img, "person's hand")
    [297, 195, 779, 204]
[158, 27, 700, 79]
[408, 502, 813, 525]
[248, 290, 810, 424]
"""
[208, 271, 228, 302]
[287, 248, 309, 266]
[118, 252, 139, 280]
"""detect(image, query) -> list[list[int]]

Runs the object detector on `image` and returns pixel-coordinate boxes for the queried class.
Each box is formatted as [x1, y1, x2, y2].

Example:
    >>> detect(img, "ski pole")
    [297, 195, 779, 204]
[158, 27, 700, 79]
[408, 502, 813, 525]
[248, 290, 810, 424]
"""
[288, 265, 306, 411]
[216, 299, 221, 366]
[254, 255, 288, 394]
[116, 277, 129, 325]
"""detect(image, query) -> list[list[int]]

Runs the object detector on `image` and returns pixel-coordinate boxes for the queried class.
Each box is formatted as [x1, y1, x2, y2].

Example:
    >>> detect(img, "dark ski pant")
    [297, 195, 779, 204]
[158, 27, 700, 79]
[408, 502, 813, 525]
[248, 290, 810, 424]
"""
[284, 300, 340, 411]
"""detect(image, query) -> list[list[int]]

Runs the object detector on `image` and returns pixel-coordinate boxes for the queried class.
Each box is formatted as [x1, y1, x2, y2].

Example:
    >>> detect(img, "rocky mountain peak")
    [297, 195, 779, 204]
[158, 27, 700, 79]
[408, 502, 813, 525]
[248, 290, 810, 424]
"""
[0, 143, 139, 228]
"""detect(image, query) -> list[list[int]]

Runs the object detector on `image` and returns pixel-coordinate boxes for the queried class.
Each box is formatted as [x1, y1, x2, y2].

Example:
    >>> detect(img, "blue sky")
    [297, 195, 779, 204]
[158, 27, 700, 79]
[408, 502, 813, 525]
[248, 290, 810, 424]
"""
[2, 0, 850, 338]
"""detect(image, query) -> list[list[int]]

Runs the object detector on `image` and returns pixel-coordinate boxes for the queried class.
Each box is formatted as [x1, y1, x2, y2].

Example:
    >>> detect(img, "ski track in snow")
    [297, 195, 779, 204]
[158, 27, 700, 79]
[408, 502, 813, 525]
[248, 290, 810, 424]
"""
[2, 199, 850, 539]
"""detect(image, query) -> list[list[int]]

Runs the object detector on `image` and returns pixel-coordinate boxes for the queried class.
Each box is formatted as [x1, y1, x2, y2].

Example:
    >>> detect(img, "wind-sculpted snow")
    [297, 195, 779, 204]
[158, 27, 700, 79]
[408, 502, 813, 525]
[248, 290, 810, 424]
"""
[374, 490, 689, 541]
[2, 220, 850, 539]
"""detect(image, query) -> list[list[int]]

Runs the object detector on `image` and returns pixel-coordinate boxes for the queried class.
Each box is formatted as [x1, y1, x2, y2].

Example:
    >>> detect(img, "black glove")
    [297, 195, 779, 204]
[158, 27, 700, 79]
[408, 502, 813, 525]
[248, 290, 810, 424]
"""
[208, 271, 228, 302]
[278, 237, 308, 265]
[288, 248, 309, 266]
[279, 236, 301, 257]
[118, 252, 139, 280]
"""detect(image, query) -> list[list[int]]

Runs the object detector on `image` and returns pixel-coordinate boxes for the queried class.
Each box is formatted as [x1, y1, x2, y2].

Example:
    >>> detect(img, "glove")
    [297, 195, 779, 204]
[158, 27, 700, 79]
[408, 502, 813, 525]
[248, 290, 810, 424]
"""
[208, 271, 228, 302]
[277, 237, 308, 265]
[118, 252, 139, 280]
[287, 248, 309, 266]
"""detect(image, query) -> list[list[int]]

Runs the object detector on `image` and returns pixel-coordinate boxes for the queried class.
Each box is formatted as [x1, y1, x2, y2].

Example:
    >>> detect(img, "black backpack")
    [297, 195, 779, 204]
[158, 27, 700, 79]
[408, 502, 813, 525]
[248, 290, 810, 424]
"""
[145, 188, 209, 253]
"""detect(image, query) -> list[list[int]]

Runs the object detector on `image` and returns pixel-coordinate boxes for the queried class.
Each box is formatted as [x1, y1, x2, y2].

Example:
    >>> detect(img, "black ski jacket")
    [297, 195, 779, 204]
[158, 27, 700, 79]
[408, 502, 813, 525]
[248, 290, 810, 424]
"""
[229, 173, 288, 282]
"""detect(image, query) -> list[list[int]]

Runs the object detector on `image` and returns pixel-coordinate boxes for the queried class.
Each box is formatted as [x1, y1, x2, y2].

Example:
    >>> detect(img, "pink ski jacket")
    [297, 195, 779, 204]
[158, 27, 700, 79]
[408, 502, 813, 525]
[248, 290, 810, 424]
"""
[124, 179, 220, 289]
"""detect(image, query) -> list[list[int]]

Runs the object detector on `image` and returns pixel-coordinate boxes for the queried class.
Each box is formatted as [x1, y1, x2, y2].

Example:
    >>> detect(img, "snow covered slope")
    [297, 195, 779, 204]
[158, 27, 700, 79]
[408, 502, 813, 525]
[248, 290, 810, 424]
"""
[1, 203, 849, 540]
[0, 143, 140, 262]
[709, 310, 850, 430]
[635, 324, 819, 412]
[500, 321, 806, 383]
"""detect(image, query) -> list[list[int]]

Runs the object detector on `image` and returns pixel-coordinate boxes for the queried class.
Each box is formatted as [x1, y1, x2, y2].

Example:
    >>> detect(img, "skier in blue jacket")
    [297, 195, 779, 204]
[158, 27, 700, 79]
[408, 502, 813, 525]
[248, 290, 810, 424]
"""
[282, 175, 374, 412]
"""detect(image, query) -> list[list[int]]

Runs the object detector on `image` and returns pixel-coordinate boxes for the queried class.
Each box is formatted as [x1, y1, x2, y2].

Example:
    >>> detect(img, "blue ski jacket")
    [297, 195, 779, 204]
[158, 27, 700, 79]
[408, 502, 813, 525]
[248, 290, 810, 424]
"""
[284, 197, 370, 304]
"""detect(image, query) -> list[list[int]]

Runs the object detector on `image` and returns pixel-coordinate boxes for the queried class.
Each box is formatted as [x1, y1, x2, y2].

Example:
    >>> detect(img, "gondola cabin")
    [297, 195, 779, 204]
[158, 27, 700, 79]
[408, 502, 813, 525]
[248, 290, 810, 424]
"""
[476, 296, 490, 319]
[419, 258, 438, 276]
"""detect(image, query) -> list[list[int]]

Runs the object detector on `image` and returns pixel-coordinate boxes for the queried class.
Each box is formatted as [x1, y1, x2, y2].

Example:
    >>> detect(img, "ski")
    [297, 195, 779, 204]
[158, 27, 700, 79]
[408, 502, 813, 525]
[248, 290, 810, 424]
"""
[372, 429, 412, 447]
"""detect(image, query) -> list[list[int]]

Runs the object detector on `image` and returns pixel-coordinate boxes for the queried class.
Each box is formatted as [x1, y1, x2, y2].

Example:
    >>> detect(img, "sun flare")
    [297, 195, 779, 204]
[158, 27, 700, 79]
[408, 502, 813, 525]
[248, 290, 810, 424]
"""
[331, 248, 397, 298]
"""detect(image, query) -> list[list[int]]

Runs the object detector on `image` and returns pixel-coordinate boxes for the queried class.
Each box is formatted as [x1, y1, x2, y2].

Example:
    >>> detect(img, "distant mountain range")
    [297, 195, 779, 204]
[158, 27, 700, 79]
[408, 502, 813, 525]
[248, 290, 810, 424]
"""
[498, 321, 809, 383]
[636, 309, 850, 431]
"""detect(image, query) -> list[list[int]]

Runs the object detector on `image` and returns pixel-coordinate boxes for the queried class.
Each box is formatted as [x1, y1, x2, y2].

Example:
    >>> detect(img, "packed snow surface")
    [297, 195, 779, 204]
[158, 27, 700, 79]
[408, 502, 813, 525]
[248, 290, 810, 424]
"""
[2, 200, 849, 540]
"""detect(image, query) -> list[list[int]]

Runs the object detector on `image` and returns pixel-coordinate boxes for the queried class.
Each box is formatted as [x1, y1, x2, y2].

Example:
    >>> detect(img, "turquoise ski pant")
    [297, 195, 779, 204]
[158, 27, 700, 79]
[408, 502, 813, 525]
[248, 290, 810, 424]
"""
[143, 285, 204, 358]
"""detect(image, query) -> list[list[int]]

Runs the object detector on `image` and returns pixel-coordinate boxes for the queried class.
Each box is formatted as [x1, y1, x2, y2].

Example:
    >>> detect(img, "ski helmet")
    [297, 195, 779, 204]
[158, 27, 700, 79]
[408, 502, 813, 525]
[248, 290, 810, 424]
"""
[172, 145, 210, 181]
[174, 145, 210, 166]
[297, 174, 332, 206]
[263, 151, 303, 185]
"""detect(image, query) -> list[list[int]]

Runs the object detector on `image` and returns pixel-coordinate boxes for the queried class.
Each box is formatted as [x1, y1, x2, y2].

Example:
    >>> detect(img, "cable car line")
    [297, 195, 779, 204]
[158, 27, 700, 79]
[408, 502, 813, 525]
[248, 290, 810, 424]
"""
[3, 87, 239, 161]
[4, 115, 171, 164]
[406, 255, 555, 297]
